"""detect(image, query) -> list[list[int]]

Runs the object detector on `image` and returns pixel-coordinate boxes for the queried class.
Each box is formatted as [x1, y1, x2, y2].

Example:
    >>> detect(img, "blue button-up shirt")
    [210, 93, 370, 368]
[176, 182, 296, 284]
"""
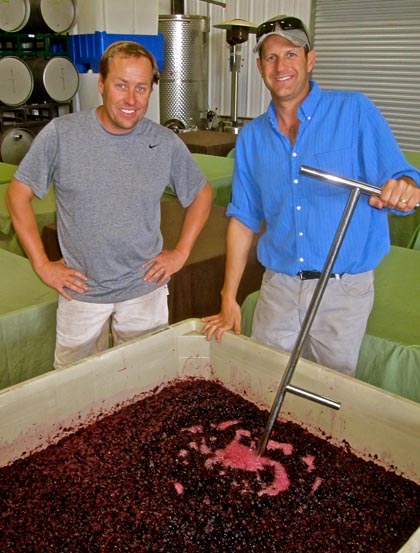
[227, 81, 420, 275]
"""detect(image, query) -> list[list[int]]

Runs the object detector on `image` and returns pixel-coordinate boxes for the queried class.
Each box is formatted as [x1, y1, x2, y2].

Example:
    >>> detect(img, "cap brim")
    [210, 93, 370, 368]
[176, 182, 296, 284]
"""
[253, 29, 309, 53]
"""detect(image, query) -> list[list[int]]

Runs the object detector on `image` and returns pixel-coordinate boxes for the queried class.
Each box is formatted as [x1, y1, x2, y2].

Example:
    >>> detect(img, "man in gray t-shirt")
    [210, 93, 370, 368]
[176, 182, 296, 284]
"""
[7, 41, 212, 369]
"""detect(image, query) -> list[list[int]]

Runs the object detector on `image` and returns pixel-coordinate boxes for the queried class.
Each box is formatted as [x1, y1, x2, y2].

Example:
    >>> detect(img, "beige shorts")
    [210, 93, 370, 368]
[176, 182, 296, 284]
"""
[251, 271, 374, 376]
[54, 286, 169, 369]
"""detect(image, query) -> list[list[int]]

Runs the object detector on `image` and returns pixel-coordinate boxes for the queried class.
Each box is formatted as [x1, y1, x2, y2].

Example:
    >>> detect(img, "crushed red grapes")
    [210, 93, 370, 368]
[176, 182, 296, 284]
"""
[0, 379, 419, 552]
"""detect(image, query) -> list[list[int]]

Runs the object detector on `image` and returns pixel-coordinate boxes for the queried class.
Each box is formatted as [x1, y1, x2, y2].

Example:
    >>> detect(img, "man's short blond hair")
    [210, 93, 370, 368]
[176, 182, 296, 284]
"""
[99, 41, 160, 85]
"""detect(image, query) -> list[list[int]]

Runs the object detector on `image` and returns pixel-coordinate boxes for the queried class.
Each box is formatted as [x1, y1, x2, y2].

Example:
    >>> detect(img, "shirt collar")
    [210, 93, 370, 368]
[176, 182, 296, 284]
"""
[266, 80, 321, 127]
[298, 80, 321, 121]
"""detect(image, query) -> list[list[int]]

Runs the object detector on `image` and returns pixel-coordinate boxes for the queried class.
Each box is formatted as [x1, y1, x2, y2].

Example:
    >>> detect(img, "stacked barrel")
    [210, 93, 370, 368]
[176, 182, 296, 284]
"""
[0, 0, 79, 164]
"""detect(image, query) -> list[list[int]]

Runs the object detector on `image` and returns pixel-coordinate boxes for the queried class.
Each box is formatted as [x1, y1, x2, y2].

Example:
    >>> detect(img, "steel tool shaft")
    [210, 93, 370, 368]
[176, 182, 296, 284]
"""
[257, 165, 391, 456]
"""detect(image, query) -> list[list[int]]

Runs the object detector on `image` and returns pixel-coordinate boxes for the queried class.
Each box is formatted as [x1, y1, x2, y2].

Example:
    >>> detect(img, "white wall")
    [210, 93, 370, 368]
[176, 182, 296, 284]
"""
[159, 1, 172, 14]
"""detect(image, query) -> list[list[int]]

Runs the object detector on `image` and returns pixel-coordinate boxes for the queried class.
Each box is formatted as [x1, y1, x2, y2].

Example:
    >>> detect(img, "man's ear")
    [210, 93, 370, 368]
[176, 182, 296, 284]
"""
[256, 56, 263, 76]
[307, 49, 316, 72]
[98, 75, 104, 95]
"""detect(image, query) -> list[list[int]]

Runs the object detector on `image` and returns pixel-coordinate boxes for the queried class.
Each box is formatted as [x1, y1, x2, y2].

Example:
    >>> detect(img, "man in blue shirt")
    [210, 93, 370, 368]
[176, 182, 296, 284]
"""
[202, 15, 420, 375]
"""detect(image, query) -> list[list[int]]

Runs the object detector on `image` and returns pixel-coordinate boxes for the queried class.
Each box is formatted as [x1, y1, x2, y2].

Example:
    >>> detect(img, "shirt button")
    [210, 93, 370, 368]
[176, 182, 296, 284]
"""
[296, 205, 302, 211]
[294, 179, 298, 184]
[299, 257, 304, 262]
[299, 232, 304, 237]
[307, 116, 311, 120]
[292, 152, 297, 158]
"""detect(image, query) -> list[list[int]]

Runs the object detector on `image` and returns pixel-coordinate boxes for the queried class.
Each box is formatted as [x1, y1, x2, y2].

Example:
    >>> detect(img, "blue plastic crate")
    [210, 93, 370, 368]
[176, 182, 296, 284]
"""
[69, 31, 164, 73]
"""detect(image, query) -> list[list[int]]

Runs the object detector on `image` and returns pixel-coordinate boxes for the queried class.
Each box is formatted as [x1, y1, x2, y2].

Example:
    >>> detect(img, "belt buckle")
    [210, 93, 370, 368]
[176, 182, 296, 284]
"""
[297, 270, 319, 280]
[297, 270, 341, 280]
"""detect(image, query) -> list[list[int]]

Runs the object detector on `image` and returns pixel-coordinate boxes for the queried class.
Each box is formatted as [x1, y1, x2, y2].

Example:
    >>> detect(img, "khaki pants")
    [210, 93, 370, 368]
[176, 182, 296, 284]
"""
[251, 271, 374, 376]
[54, 286, 169, 369]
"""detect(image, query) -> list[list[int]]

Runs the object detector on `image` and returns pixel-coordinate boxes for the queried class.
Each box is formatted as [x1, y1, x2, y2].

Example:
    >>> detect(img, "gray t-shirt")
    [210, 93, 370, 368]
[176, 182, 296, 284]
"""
[15, 109, 207, 303]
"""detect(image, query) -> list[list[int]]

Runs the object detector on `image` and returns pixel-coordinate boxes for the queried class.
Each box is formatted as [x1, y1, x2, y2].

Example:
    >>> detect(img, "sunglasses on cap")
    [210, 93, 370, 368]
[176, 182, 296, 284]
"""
[256, 16, 310, 44]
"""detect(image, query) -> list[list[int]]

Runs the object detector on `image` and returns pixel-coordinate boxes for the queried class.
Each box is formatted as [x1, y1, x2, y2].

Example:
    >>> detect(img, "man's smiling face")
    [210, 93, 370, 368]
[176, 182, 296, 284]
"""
[97, 53, 153, 134]
[256, 35, 316, 105]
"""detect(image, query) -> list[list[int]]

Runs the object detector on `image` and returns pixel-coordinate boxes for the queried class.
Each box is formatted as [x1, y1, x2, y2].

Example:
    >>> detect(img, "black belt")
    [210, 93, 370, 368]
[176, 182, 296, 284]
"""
[297, 270, 342, 280]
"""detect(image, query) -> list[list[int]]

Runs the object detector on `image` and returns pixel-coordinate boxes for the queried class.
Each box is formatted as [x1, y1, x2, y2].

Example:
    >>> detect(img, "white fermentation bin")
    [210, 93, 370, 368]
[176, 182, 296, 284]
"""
[0, 319, 419, 551]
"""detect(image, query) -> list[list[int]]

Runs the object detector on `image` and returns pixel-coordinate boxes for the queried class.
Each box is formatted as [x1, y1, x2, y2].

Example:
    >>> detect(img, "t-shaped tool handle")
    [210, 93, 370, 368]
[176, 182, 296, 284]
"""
[301, 165, 419, 207]
[300, 166, 382, 196]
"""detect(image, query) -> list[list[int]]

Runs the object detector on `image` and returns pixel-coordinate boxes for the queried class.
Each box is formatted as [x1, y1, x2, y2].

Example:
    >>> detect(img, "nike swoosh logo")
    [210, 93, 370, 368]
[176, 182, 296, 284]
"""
[149, 144, 159, 149]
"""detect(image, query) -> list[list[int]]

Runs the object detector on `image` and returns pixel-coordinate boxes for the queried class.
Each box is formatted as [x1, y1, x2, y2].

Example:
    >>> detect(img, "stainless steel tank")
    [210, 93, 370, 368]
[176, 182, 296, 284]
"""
[158, 14, 209, 130]
[0, 127, 34, 164]
[0, 0, 78, 33]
